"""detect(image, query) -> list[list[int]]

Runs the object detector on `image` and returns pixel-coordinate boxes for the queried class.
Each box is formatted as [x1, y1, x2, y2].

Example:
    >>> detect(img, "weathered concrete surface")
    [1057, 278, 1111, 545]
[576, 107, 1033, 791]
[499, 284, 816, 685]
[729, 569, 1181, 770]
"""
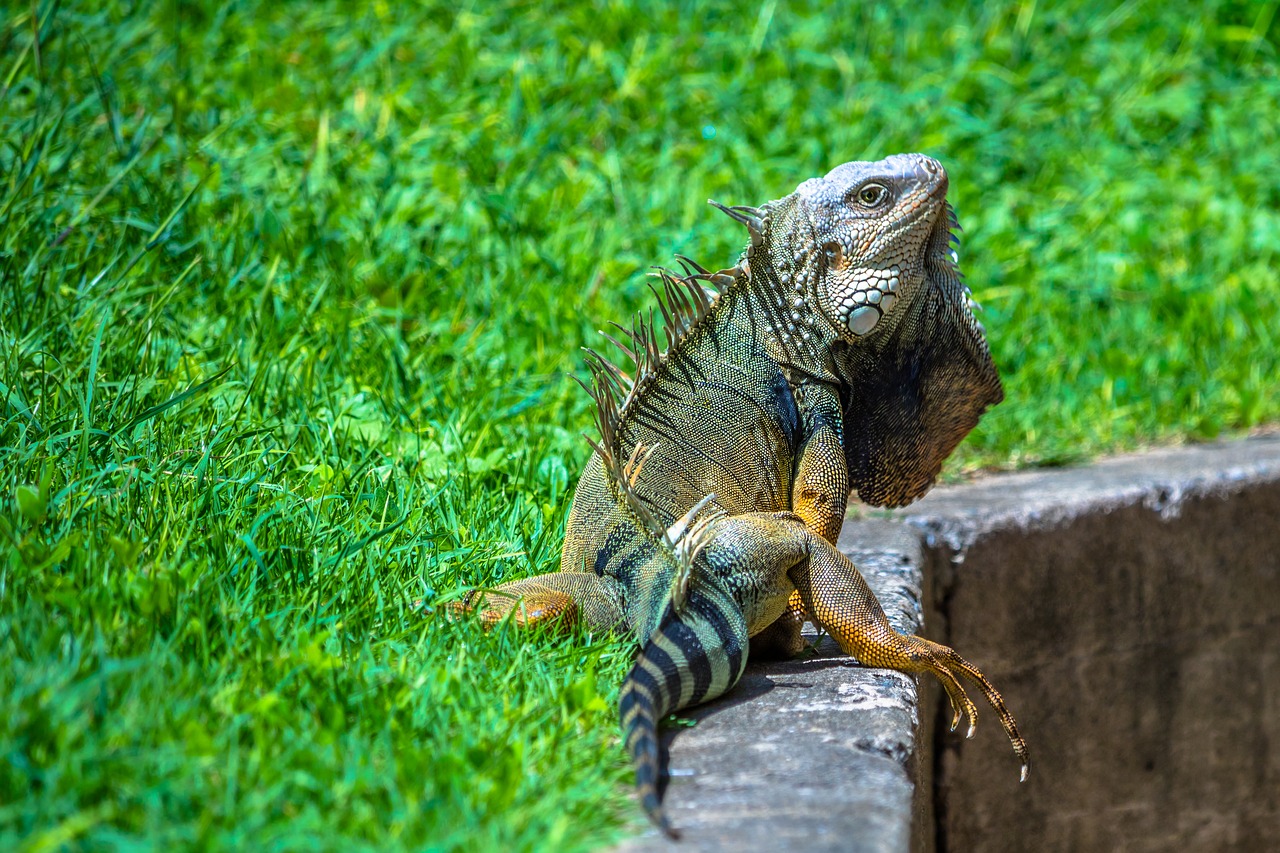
[900, 435, 1280, 549]
[615, 436, 1280, 852]
[618, 520, 930, 853]
[893, 436, 1280, 853]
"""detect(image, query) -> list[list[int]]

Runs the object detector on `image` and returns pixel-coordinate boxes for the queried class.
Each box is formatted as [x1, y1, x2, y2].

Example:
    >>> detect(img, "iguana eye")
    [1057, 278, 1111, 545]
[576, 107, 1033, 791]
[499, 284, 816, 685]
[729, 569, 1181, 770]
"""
[857, 184, 889, 207]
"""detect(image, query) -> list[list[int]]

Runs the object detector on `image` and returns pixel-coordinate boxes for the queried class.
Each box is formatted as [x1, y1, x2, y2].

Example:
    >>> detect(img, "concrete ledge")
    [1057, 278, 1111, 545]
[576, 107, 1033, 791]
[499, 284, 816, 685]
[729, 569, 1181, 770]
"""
[894, 435, 1280, 853]
[617, 436, 1280, 852]
[618, 520, 928, 853]
[899, 435, 1280, 550]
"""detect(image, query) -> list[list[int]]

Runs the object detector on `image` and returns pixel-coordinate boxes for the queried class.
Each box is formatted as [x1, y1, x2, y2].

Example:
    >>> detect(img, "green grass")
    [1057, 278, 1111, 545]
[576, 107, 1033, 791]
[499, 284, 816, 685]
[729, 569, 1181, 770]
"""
[2, 0, 1278, 848]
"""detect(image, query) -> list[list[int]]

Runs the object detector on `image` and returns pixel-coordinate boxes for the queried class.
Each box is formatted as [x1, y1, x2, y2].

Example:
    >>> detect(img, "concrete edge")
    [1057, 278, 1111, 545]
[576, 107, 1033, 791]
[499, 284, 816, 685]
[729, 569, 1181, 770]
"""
[616, 435, 1280, 852]
[893, 435, 1280, 552]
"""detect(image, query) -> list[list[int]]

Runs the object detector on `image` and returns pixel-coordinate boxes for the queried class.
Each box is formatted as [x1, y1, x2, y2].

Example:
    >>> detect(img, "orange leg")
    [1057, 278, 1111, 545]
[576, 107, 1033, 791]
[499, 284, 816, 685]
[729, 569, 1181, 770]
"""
[448, 572, 626, 633]
[791, 532, 1030, 780]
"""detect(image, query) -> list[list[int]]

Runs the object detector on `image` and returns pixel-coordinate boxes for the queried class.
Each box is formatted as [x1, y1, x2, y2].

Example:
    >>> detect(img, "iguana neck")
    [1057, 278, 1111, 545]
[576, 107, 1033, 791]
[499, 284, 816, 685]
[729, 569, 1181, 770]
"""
[727, 257, 842, 389]
[713, 197, 861, 394]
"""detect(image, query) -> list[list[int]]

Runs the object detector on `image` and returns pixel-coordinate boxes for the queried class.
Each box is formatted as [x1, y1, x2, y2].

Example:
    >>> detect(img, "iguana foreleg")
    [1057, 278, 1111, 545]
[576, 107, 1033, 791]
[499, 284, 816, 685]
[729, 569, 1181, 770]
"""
[751, 396, 849, 659]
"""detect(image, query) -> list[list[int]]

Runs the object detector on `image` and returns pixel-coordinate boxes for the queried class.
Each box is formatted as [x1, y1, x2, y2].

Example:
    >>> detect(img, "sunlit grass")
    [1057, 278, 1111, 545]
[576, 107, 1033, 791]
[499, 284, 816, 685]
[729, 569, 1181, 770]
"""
[2, 0, 1278, 848]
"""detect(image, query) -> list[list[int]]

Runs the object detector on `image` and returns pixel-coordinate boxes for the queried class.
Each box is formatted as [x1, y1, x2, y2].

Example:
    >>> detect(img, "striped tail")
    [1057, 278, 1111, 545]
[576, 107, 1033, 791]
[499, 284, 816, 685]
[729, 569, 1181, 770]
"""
[620, 583, 749, 838]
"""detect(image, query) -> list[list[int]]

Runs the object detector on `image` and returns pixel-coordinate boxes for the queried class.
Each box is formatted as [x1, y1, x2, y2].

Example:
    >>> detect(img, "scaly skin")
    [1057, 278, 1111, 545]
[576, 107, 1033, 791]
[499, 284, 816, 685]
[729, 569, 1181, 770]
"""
[461, 154, 1028, 837]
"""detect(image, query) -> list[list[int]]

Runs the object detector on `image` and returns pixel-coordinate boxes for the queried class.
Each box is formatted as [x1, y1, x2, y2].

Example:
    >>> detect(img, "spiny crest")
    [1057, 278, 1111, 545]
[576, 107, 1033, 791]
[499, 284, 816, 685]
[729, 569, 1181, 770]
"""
[651, 262, 720, 350]
[575, 262, 730, 610]
[708, 200, 766, 249]
[578, 200, 765, 432]
[935, 201, 987, 333]
[577, 260, 718, 443]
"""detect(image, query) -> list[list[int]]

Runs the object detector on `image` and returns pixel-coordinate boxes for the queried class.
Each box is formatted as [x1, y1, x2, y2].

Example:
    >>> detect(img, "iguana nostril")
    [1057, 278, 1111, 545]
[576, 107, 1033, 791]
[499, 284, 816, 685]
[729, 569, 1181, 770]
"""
[916, 157, 948, 189]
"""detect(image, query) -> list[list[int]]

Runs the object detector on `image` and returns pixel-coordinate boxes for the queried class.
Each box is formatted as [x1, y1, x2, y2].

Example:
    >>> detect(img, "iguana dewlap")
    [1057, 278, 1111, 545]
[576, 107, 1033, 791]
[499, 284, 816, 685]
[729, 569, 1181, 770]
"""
[458, 154, 1028, 838]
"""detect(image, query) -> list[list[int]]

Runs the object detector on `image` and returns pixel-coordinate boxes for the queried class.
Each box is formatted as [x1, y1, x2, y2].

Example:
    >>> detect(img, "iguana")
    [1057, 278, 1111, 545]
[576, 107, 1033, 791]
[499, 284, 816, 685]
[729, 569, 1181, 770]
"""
[457, 153, 1028, 837]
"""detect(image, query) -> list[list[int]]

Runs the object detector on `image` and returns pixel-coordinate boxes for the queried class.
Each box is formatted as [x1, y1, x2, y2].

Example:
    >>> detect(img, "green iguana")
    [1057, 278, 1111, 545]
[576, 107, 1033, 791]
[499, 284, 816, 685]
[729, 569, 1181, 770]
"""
[457, 153, 1028, 837]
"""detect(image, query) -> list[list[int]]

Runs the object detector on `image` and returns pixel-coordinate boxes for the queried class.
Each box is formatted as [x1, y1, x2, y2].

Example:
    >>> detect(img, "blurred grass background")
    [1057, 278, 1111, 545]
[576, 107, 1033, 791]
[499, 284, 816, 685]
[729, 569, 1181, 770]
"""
[2, 0, 1278, 849]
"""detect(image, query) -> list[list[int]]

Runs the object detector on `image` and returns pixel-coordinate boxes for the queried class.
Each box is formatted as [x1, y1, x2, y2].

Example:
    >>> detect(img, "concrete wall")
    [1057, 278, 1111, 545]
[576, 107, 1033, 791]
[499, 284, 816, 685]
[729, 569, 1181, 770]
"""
[617, 437, 1280, 852]
[903, 437, 1280, 852]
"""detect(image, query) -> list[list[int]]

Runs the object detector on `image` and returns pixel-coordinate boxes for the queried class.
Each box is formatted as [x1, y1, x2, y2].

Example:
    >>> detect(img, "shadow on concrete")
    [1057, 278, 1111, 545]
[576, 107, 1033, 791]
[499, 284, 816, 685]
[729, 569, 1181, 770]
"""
[660, 639, 868, 745]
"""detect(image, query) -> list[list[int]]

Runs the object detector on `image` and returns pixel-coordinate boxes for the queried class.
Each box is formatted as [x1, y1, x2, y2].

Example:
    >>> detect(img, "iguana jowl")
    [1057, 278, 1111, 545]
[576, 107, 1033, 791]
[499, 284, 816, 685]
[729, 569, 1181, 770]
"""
[461, 154, 1028, 836]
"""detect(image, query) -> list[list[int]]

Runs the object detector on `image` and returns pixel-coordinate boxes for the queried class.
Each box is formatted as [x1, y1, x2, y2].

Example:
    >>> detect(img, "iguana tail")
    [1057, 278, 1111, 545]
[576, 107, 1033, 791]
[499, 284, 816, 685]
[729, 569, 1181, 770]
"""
[576, 278, 748, 836]
[620, 580, 748, 838]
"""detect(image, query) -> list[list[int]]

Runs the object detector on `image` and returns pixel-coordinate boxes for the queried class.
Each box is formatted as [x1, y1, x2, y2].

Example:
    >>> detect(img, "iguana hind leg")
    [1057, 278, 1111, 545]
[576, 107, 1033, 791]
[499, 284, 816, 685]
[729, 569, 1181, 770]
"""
[450, 572, 625, 632]
[701, 511, 1029, 778]
[791, 534, 1031, 779]
[747, 589, 808, 659]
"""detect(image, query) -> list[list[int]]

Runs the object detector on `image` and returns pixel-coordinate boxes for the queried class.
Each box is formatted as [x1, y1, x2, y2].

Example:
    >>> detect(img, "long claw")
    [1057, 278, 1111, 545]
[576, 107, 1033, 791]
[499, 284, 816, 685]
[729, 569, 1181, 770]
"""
[962, 699, 978, 738]
[942, 687, 962, 732]
[910, 636, 1025, 779]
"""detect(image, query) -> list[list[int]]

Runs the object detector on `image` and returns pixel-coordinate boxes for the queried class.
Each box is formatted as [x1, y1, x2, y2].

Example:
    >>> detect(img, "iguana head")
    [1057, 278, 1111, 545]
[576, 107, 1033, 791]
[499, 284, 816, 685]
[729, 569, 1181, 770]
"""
[760, 154, 1004, 507]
